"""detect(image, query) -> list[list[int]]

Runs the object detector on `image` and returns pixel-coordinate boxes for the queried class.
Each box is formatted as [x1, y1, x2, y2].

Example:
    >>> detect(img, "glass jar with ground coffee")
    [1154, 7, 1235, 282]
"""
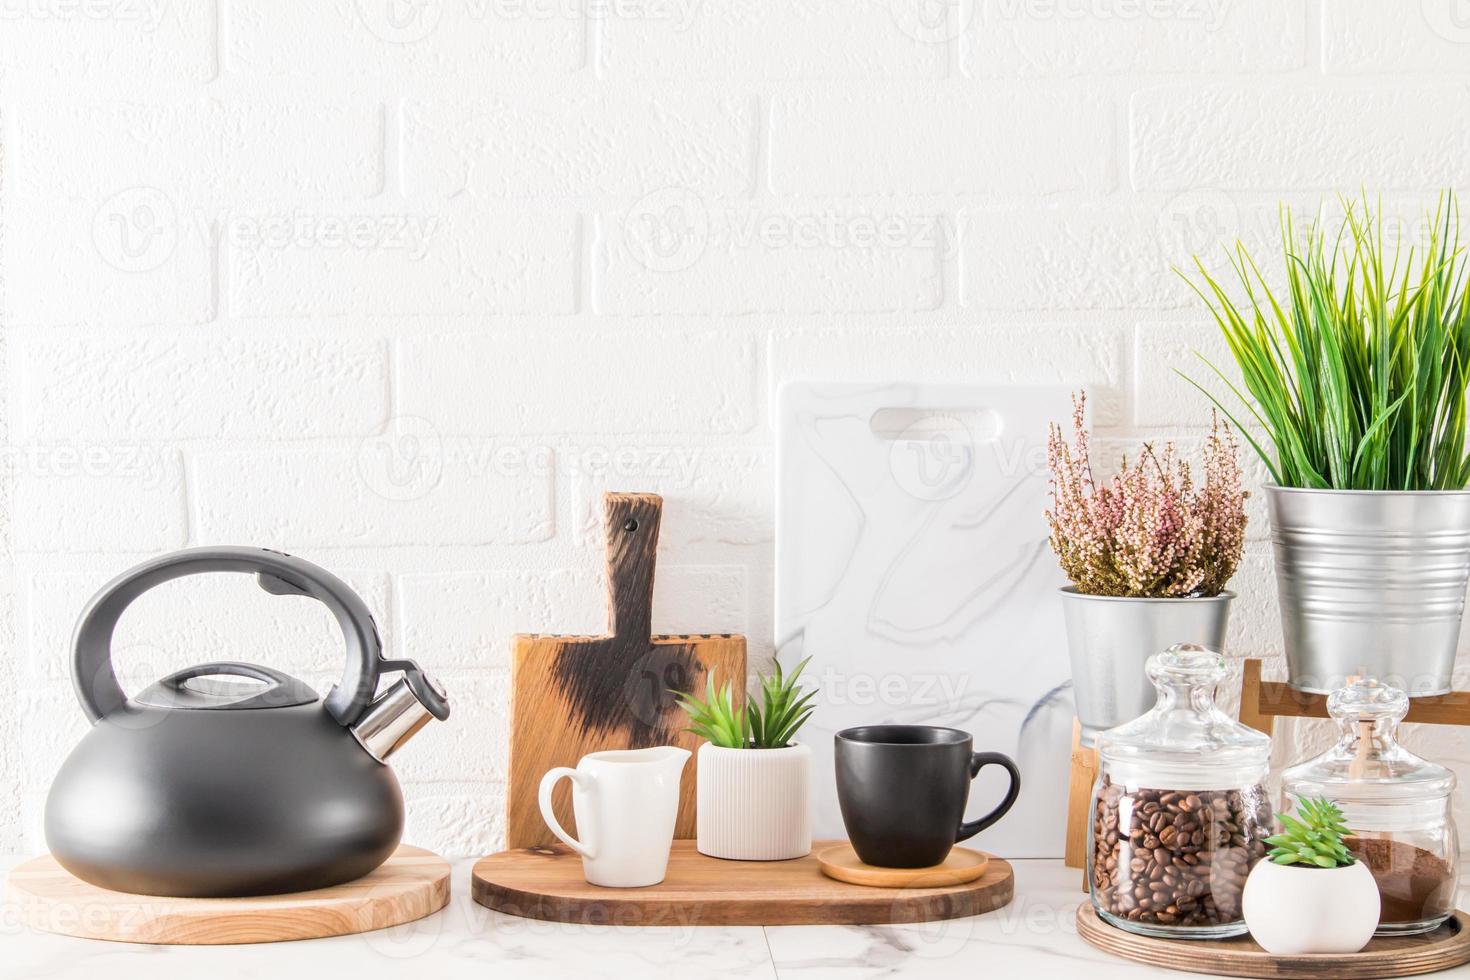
[1281, 677, 1458, 936]
[1089, 644, 1272, 939]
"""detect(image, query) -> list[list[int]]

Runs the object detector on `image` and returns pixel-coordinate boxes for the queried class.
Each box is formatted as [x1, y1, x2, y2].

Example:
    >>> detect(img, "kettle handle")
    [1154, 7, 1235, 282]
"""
[72, 546, 384, 726]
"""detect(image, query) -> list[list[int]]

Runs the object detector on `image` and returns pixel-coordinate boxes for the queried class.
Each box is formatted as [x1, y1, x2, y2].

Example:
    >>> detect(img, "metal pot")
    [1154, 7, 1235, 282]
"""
[1059, 587, 1233, 747]
[45, 547, 451, 897]
[1267, 485, 1470, 696]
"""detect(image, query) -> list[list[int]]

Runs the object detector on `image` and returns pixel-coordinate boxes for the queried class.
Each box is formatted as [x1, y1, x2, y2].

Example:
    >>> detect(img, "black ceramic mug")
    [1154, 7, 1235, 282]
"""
[835, 725, 1021, 868]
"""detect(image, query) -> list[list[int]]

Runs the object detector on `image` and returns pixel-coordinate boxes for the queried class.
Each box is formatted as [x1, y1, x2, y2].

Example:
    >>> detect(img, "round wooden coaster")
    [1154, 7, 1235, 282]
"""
[473, 839, 1013, 926]
[1076, 903, 1470, 979]
[817, 844, 990, 889]
[4, 844, 450, 945]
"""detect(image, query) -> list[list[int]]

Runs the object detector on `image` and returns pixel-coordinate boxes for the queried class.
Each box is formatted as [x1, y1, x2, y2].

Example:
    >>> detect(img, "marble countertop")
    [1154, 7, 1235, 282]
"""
[4, 857, 1469, 979]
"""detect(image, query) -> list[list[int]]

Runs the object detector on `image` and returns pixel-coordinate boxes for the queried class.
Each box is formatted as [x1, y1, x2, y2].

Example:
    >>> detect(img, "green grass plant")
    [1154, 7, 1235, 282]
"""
[1180, 193, 1470, 491]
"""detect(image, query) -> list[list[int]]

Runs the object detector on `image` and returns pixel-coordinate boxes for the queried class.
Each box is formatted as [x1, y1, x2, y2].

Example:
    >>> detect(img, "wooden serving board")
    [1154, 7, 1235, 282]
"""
[507, 492, 746, 849]
[472, 840, 1014, 926]
[5, 845, 449, 945]
[1076, 904, 1470, 979]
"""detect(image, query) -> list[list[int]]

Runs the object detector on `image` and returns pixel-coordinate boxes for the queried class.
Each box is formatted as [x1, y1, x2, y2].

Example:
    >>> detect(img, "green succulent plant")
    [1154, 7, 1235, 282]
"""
[1265, 797, 1356, 868]
[674, 657, 815, 749]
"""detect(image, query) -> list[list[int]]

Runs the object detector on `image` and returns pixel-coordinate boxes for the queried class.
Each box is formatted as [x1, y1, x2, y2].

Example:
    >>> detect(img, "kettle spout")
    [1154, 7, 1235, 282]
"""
[348, 667, 450, 763]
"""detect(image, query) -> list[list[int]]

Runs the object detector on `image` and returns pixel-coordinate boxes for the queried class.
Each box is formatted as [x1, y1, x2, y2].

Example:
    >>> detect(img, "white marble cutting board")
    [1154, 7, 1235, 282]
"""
[775, 382, 1076, 858]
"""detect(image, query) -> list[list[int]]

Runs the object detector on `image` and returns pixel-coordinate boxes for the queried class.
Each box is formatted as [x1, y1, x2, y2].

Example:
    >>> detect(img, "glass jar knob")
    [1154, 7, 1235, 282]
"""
[1329, 677, 1410, 742]
[1146, 643, 1228, 709]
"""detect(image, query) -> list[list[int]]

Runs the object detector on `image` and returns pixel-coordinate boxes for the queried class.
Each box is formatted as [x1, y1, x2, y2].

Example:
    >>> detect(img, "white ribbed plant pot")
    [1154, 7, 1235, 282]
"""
[696, 742, 811, 861]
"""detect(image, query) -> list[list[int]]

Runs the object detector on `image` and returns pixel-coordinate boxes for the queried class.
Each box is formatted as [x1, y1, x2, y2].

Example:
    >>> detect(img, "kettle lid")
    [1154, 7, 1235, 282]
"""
[133, 661, 317, 710]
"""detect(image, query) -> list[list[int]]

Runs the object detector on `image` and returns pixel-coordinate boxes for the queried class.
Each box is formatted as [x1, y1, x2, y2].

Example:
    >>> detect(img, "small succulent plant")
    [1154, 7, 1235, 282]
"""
[675, 657, 815, 749]
[1265, 797, 1355, 868]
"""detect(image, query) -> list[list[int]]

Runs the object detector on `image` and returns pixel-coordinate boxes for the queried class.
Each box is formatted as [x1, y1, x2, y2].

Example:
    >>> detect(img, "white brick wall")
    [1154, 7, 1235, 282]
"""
[770, 90, 1116, 194]
[3, 0, 1470, 858]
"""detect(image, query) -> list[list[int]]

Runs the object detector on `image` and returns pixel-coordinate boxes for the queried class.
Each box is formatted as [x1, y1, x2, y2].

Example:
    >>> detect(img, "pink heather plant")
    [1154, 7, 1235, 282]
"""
[1047, 393, 1247, 598]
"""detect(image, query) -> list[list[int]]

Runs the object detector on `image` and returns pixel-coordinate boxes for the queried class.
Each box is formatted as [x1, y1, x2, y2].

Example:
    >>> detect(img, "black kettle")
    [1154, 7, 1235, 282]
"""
[44, 546, 450, 898]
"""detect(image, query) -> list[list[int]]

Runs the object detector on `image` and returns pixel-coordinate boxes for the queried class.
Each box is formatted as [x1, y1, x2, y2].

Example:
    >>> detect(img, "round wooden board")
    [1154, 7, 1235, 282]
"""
[1077, 903, 1470, 979]
[473, 839, 1012, 926]
[817, 844, 990, 889]
[5, 845, 450, 945]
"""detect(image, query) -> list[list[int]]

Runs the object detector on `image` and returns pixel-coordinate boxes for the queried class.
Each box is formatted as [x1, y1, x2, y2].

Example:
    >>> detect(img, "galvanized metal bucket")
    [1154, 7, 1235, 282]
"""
[1267, 485, 1470, 696]
[1059, 588, 1233, 747]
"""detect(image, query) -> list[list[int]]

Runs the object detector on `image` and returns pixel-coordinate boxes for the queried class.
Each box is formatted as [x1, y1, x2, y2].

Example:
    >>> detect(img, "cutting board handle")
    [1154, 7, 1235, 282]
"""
[603, 492, 661, 642]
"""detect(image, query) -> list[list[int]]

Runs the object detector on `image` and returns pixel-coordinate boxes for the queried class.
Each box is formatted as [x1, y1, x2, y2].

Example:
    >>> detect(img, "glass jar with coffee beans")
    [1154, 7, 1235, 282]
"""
[1087, 644, 1272, 939]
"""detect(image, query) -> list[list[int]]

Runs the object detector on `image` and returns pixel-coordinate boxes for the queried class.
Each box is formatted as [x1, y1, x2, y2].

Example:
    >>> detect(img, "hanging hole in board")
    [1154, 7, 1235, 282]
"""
[868, 407, 1004, 444]
[875, 408, 993, 502]
[623, 518, 639, 532]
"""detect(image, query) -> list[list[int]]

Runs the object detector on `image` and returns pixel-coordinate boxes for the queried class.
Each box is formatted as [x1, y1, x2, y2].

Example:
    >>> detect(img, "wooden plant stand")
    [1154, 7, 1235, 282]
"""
[1063, 719, 1101, 872]
[1235, 658, 1470, 735]
[1063, 658, 1470, 877]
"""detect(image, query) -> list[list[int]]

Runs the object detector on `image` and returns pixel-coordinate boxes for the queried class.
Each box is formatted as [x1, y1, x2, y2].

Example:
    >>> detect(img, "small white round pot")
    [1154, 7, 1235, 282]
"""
[696, 742, 810, 861]
[1242, 859, 1381, 955]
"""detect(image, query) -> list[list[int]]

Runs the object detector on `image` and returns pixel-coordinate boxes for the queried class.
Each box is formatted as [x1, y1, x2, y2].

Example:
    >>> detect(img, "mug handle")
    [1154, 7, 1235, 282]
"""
[956, 752, 1021, 842]
[538, 768, 595, 859]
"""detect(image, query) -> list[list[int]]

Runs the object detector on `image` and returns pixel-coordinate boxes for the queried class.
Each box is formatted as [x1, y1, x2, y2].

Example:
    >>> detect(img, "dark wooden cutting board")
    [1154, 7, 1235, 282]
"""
[506, 492, 746, 848]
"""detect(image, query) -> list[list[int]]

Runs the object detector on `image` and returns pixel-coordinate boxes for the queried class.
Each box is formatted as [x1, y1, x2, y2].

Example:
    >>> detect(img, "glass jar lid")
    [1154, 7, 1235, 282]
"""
[1098, 644, 1271, 789]
[1282, 677, 1455, 808]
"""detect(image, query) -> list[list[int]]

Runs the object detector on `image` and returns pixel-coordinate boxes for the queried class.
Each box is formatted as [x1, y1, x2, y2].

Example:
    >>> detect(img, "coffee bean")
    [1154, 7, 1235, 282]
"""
[1090, 775, 1267, 931]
